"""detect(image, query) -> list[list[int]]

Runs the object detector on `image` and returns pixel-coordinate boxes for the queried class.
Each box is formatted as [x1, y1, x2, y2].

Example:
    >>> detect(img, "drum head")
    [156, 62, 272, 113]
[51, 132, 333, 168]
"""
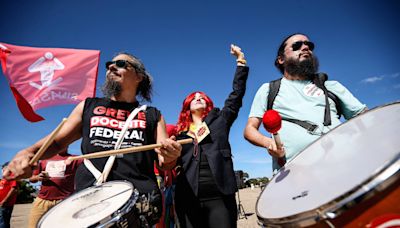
[39, 181, 134, 228]
[257, 102, 400, 225]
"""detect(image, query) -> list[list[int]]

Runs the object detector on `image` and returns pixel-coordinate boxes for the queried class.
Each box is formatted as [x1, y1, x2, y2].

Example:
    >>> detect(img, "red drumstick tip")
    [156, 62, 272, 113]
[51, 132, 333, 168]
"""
[262, 110, 282, 134]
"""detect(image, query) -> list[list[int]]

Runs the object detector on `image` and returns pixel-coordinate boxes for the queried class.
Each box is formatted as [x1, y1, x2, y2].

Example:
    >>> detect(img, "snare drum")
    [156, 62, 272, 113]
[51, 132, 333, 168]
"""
[257, 102, 400, 227]
[38, 181, 139, 228]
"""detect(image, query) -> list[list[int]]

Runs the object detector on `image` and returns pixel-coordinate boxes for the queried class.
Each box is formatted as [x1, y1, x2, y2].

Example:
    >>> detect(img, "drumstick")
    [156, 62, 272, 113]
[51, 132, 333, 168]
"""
[29, 118, 67, 166]
[67, 138, 193, 161]
[262, 110, 286, 166]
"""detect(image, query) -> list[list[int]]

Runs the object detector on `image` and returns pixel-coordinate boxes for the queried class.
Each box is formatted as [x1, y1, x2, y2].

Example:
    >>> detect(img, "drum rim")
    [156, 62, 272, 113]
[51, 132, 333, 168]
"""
[256, 101, 400, 227]
[37, 180, 136, 228]
[257, 157, 399, 227]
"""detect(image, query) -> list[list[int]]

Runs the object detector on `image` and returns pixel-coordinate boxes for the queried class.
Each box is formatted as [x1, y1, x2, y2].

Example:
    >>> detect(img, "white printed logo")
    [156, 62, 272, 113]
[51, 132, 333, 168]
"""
[28, 52, 64, 90]
[45, 160, 66, 178]
[303, 84, 323, 97]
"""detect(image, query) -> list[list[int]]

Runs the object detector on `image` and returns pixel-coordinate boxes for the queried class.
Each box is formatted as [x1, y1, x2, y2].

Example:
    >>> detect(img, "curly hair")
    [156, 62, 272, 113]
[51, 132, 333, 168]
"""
[176, 91, 214, 133]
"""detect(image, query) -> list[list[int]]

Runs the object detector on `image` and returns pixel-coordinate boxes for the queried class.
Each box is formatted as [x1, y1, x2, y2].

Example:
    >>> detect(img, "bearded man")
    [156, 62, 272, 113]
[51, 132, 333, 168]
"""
[244, 33, 367, 171]
[4, 52, 182, 227]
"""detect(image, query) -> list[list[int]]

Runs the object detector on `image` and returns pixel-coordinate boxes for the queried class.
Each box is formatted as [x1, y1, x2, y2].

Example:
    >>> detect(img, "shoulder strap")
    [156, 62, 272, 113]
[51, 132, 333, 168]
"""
[267, 78, 282, 110]
[314, 73, 342, 120]
[145, 107, 160, 144]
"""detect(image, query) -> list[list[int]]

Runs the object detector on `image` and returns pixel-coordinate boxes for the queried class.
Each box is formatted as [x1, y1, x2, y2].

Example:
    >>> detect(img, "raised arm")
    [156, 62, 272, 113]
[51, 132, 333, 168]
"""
[221, 44, 249, 124]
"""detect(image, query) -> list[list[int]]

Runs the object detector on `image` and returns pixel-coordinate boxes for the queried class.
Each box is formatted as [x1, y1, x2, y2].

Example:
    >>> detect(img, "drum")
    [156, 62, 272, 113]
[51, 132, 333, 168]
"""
[257, 102, 400, 227]
[38, 181, 139, 228]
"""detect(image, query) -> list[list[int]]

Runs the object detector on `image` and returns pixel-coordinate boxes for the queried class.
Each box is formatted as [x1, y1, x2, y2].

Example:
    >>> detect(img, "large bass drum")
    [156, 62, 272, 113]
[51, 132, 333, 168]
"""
[257, 102, 400, 227]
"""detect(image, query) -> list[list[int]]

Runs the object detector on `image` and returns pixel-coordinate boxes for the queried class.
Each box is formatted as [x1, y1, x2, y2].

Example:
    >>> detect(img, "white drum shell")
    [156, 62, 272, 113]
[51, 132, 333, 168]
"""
[38, 181, 136, 228]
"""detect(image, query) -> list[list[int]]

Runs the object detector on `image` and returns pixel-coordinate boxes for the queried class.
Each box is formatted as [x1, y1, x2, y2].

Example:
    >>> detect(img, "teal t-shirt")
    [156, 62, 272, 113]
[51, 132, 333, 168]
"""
[249, 77, 366, 171]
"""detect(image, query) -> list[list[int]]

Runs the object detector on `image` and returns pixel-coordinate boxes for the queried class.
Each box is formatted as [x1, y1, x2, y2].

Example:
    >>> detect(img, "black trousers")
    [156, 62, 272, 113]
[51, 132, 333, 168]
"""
[175, 186, 237, 228]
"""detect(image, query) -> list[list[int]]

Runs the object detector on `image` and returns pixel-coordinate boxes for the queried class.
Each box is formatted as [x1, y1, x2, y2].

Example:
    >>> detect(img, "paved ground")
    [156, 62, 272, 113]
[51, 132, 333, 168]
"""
[11, 187, 262, 228]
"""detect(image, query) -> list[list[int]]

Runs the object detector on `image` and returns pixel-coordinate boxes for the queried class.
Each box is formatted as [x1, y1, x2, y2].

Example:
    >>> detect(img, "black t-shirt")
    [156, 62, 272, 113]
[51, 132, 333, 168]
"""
[75, 98, 160, 194]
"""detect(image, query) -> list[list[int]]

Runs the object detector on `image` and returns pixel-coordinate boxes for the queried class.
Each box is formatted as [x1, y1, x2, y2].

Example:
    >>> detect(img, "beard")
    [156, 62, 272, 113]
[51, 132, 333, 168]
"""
[101, 78, 122, 98]
[284, 55, 319, 79]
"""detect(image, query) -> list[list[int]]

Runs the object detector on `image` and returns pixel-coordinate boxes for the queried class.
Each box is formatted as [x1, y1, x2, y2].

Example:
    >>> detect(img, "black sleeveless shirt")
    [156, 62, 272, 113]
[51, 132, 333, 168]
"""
[75, 98, 160, 194]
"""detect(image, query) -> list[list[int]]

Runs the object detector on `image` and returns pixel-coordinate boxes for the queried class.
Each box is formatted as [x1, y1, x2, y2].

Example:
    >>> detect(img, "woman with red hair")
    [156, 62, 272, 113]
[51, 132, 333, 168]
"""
[174, 45, 249, 228]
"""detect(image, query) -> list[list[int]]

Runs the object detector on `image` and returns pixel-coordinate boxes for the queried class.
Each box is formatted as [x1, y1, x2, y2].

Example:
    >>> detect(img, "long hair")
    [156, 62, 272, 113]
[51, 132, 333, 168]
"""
[176, 91, 214, 133]
[115, 52, 153, 102]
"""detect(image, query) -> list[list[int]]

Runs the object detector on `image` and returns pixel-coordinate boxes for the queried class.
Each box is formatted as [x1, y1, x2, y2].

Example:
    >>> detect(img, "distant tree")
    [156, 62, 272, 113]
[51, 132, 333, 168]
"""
[16, 180, 36, 203]
[245, 177, 270, 187]
[245, 178, 259, 187]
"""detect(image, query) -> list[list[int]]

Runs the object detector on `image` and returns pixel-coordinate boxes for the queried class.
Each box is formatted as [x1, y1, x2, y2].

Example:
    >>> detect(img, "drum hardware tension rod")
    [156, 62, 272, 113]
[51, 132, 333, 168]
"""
[316, 209, 336, 228]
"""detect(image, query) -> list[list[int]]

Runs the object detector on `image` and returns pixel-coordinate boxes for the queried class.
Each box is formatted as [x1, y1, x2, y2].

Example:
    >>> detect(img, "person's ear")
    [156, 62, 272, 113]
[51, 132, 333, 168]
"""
[136, 73, 144, 83]
[277, 55, 284, 65]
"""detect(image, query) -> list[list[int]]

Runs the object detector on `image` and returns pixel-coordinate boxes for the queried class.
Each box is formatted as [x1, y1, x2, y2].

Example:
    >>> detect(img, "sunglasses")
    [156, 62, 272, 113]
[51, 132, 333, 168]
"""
[105, 60, 137, 70]
[291, 40, 315, 51]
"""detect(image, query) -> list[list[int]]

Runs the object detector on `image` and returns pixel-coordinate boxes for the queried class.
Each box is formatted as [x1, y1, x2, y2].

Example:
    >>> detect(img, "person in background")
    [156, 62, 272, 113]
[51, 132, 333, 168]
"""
[28, 148, 82, 228]
[174, 44, 249, 228]
[155, 124, 179, 228]
[0, 162, 18, 228]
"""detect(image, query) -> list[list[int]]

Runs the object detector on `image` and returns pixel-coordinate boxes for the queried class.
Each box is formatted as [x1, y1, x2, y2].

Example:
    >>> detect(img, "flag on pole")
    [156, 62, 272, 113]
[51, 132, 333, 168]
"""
[0, 42, 100, 122]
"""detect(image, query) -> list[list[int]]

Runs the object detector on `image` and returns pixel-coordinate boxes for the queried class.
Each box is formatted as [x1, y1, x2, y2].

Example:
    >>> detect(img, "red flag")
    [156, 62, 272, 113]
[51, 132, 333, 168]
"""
[0, 42, 100, 122]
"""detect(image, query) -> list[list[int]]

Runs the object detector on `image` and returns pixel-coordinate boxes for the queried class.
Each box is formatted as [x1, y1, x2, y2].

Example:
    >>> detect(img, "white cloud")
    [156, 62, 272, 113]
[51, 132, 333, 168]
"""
[391, 72, 400, 78]
[361, 76, 384, 83]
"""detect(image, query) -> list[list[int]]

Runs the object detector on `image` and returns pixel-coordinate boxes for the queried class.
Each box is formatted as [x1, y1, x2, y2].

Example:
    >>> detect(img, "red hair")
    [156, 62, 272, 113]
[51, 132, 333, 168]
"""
[176, 91, 214, 133]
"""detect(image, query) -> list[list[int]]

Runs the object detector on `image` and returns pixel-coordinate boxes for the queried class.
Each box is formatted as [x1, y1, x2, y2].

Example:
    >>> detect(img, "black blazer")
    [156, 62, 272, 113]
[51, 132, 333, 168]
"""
[176, 66, 249, 196]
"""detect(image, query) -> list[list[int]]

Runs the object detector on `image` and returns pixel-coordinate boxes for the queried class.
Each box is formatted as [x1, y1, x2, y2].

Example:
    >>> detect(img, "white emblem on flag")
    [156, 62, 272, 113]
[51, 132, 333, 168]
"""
[28, 52, 65, 90]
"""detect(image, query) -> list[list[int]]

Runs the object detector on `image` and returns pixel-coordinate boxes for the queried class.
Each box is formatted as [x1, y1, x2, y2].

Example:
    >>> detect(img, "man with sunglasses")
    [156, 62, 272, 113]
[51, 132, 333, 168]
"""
[3, 52, 182, 227]
[244, 33, 367, 172]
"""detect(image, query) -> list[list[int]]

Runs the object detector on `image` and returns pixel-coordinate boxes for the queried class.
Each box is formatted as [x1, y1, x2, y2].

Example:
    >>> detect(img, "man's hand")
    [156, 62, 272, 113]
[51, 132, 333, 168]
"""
[38, 171, 50, 181]
[267, 140, 285, 158]
[155, 136, 182, 164]
[3, 150, 35, 180]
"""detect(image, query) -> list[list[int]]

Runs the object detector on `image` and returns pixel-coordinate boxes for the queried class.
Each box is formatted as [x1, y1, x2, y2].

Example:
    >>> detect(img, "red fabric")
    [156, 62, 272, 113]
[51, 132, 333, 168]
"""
[34, 153, 82, 200]
[166, 124, 177, 137]
[0, 179, 17, 206]
[0, 42, 100, 122]
[368, 214, 400, 228]
[262, 110, 282, 134]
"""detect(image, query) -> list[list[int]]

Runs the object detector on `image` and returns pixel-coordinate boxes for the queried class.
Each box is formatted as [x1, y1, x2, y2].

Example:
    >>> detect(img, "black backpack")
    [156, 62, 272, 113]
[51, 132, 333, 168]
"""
[267, 73, 342, 133]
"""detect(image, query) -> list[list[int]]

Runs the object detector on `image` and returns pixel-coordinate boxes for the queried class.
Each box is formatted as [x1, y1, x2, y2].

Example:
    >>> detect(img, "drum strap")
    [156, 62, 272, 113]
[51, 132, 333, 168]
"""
[84, 105, 147, 185]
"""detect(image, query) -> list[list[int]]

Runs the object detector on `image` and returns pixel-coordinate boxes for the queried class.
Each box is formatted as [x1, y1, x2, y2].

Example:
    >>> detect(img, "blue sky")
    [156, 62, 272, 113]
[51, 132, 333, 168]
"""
[1, 0, 399, 179]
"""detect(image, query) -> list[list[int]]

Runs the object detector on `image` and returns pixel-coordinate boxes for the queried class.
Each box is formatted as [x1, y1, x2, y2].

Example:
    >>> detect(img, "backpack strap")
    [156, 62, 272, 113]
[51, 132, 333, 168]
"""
[313, 73, 331, 126]
[267, 73, 342, 132]
[267, 79, 282, 110]
[281, 117, 318, 134]
[313, 73, 342, 125]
